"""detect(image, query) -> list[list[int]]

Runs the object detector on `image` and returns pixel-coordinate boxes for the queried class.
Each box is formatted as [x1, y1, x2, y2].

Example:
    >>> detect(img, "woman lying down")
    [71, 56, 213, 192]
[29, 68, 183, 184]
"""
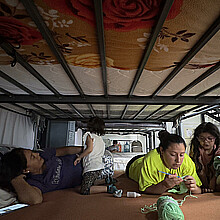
[0, 146, 117, 205]
[126, 132, 202, 195]
[0, 147, 84, 205]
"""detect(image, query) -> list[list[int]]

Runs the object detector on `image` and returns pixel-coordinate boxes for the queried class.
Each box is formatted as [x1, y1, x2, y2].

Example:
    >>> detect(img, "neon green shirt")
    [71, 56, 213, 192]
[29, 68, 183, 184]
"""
[129, 149, 202, 192]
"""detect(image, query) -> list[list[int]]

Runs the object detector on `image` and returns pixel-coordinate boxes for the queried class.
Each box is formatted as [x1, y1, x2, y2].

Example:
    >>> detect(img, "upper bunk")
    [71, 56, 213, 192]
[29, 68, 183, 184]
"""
[0, 0, 219, 133]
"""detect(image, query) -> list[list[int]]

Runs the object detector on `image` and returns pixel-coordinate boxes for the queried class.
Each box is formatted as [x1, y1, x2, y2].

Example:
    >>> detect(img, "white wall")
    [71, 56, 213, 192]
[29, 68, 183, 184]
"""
[180, 115, 201, 154]
[204, 115, 220, 128]
[181, 115, 219, 154]
[74, 128, 82, 146]
[156, 115, 219, 155]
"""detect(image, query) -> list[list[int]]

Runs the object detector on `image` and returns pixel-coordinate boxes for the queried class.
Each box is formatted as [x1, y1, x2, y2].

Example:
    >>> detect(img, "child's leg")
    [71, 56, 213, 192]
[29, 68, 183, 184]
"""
[80, 172, 95, 195]
[107, 184, 118, 193]
[80, 170, 122, 196]
[90, 185, 108, 194]
[107, 184, 123, 198]
[90, 184, 122, 196]
[80, 170, 103, 195]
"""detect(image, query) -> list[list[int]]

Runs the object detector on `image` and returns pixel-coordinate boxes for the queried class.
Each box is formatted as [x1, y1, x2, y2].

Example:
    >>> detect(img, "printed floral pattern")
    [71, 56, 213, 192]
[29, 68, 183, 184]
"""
[0, 1, 42, 46]
[43, 0, 183, 31]
[65, 54, 114, 68]
[0, 0, 218, 71]
[159, 27, 196, 43]
[137, 27, 196, 53]
[0, 16, 42, 45]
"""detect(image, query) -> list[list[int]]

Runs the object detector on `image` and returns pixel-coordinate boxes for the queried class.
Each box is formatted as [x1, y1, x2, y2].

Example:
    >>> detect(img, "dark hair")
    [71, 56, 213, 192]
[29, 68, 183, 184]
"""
[113, 140, 118, 145]
[0, 148, 27, 191]
[158, 130, 170, 142]
[157, 133, 186, 153]
[190, 122, 220, 179]
[87, 117, 105, 136]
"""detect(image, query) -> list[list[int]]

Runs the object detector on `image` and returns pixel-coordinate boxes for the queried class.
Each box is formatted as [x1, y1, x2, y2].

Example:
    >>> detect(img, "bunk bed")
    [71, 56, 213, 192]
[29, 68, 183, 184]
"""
[0, 0, 220, 219]
[0, 0, 219, 126]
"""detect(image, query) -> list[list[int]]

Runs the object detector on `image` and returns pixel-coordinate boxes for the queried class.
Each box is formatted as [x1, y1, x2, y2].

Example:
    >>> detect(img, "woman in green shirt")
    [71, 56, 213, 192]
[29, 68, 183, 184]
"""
[126, 132, 202, 194]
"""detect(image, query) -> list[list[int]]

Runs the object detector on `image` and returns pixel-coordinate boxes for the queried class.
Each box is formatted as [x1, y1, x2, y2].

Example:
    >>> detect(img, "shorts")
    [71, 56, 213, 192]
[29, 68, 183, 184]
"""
[80, 169, 103, 195]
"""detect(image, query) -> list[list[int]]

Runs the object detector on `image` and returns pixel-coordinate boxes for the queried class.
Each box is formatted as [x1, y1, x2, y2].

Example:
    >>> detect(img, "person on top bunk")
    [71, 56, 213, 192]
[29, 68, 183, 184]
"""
[189, 122, 220, 193]
[106, 140, 118, 152]
[74, 117, 122, 197]
[126, 131, 202, 194]
[0, 146, 83, 205]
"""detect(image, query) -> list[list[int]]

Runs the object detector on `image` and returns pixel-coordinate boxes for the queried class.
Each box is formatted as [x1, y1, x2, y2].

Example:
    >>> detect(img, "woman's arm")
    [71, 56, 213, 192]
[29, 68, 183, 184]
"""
[55, 146, 83, 157]
[143, 181, 169, 195]
[74, 135, 93, 166]
[143, 174, 183, 194]
[11, 175, 43, 205]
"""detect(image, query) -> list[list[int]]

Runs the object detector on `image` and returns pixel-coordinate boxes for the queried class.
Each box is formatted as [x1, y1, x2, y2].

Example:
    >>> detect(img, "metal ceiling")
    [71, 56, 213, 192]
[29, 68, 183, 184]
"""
[0, 0, 219, 133]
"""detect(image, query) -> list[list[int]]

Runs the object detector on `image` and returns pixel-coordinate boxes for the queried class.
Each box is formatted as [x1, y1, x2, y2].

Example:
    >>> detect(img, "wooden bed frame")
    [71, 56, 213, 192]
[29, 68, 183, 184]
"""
[1, 172, 220, 220]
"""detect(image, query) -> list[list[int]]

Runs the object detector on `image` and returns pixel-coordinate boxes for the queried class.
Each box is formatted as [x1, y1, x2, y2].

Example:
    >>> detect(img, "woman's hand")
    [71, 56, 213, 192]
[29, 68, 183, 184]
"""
[74, 155, 81, 166]
[201, 188, 214, 193]
[184, 176, 201, 193]
[11, 174, 43, 205]
[144, 174, 182, 195]
[11, 174, 26, 183]
[163, 174, 183, 189]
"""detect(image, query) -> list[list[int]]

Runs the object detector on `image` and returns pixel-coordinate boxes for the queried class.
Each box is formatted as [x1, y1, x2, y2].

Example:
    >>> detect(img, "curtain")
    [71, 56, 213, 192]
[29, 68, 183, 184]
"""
[0, 109, 34, 149]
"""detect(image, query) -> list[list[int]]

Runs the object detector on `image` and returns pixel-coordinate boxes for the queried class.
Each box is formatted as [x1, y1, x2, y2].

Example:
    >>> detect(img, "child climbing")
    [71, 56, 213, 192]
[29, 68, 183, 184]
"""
[74, 117, 122, 197]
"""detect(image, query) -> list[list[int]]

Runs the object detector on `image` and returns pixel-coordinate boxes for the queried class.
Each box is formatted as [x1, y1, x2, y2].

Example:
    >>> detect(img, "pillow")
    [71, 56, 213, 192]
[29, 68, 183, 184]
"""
[0, 146, 18, 208]
[0, 189, 17, 208]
